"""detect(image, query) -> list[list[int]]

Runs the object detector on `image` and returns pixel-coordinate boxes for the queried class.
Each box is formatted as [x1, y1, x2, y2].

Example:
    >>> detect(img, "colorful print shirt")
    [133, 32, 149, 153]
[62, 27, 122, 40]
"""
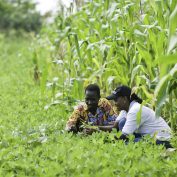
[66, 98, 117, 131]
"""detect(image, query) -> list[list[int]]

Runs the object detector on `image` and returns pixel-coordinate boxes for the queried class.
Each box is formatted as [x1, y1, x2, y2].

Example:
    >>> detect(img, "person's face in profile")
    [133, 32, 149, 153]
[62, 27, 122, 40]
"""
[115, 96, 129, 111]
[85, 90, 100, 113]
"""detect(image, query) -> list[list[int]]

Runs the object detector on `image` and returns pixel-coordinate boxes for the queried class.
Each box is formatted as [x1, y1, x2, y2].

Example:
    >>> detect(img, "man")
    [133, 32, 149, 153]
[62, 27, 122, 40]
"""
[65, 84, 117, 134]
[107, 85, 172, 148]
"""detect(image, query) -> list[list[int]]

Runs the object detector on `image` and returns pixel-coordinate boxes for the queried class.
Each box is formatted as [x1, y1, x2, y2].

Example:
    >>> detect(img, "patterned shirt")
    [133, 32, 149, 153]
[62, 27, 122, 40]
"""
[66, 98, 117, 131]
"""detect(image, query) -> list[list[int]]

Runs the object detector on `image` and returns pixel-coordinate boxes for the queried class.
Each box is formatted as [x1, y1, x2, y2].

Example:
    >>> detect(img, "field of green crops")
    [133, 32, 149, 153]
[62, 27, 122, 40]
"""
[0, 0, 177, 176]
[36, 0, 177, 130]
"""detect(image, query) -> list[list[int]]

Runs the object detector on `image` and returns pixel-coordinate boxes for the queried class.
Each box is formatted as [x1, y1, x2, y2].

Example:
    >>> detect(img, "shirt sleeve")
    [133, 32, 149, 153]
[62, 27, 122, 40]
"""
[65, 109, 81, 131]
[122, 110, 140, 135]
[101, 98, 117, 122]
[116, 110, 127, 122]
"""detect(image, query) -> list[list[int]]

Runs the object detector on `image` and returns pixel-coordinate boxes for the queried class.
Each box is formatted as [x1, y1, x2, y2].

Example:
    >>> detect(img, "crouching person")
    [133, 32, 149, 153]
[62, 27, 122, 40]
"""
[65, 84, 118, 134]
[107, 85, 172, 148]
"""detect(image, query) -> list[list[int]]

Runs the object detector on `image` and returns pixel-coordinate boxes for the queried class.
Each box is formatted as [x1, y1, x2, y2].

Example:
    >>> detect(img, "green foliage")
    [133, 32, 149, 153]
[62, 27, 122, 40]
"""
[0, 25, 177, 177]
[37, 0, 177, 130]
[0, 0, 42, 32]
[1, 0, 176, 175]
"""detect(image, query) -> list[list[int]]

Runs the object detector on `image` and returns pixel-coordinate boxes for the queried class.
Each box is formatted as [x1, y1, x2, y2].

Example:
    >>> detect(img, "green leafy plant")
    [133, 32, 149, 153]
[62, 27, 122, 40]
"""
[38, 0, 177, 131]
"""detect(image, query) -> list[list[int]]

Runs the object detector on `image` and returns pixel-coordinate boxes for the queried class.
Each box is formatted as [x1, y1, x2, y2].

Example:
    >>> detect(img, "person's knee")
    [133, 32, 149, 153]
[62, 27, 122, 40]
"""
[118, 117, 126, 131]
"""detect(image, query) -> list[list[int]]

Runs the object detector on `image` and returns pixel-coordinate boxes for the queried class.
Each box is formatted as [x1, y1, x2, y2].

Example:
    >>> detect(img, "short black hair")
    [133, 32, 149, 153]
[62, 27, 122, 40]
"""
[85, 84, 100, 97]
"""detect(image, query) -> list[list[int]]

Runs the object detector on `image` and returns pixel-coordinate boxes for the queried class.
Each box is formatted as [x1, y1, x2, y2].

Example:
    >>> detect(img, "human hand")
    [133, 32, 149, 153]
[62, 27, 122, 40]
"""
[65, 125, 77, 133]
[83, 127, 98, 135]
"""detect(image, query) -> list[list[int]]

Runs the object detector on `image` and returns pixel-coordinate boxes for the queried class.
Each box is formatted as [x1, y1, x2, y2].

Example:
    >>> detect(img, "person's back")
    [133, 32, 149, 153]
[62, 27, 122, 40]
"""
[107, 85, 172, 148]
[122, 101, 171, 140]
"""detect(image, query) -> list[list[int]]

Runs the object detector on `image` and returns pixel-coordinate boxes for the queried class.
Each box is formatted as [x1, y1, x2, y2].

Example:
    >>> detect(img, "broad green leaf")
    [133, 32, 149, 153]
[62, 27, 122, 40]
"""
[169, 4, 177, 37]
[155, 74, 171, 118]
[156, 54, 177, 77]
[141, 85, 154, 100]
[136, 103, 143, 126]
[92, 58, 100, 69]
[130, 65, 144, 86]
[168, 35, 177, 54]
[74, 34, 82, 62]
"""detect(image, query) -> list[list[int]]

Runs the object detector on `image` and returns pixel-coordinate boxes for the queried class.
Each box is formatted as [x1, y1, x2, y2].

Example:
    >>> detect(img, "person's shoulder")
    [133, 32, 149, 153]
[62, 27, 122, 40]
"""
[99, 98, 111, 106]
[74, 102, 87, 112]
[129, 102, 141, 113]
[99, 98, 113, 112]
[129, 102, 152, 114]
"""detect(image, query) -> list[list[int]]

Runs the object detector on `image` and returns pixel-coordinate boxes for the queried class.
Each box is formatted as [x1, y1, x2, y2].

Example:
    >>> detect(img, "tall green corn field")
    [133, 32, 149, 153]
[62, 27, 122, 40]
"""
[37, 0, 177, 131]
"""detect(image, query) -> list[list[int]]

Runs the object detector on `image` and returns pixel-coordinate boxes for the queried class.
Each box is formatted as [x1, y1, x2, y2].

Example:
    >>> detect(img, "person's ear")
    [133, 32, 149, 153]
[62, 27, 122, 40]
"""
[123, 96, 128, 103]
[125, 96, 130, 104]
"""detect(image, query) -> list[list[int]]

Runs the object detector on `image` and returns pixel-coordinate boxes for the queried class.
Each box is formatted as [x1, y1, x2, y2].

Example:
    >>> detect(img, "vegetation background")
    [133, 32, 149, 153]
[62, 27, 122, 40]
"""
[0, 0, 176, 176]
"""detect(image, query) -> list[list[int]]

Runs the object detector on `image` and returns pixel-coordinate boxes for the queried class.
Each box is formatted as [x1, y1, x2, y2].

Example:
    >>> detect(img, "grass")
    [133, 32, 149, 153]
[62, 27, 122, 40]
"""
[0, 35, 176, 176]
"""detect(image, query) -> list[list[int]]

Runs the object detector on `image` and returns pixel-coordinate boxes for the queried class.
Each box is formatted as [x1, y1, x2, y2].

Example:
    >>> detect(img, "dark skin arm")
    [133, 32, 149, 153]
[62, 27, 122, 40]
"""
[82, 128, 98, 135]
[82, 121, 118, 134]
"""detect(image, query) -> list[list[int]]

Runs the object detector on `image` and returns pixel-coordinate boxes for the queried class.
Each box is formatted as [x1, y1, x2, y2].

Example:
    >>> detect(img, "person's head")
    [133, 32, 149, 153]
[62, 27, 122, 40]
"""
[106, 85, 142, 111]
[85, 84, 101, 112]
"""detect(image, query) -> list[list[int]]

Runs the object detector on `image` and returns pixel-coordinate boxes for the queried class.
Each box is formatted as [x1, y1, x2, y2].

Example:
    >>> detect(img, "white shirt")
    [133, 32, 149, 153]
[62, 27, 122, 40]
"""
[120, 101, 171, 140]
[116, 110, 127, 122]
